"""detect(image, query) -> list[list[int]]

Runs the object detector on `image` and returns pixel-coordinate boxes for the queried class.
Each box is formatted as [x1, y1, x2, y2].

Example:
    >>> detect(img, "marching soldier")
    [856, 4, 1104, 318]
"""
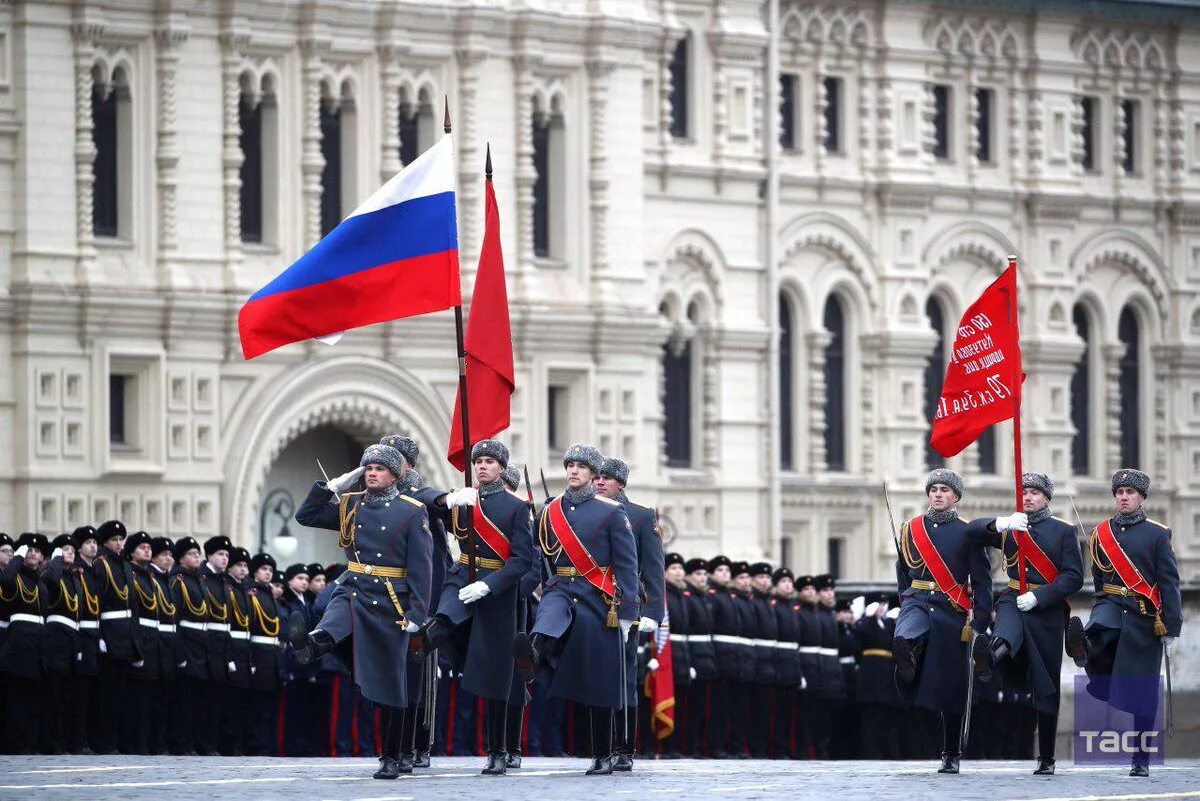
[658, 552, 690, 758]
[70, 526, 102, 755]
[521, 443, 638, 775]
[168, 536, 209, 756]
[423, 439, 533, 775]
[502, 463, 538, 769]
[0, 533, 53, 752]
[795, 574, 823, 757]
[149, 536, 176, 755]
[595, 457, 664, 771]
[224, 547, 254, 755]
[124, 530, 161, 754]
[247, 552, 282, 756]
[292, 438, 434, 779]
[1067, 469, 1182, 777]
[747, 562, 778, 758]
[198, 535, 233, 755]
[681, 557, 714, 757]
[855, 592, 901, 759]
[966, 472, 1083, 775]
[41, 534, 79, 754]
[771, 567, 802, 759]
[893, 469, 993, 774]
[93, 521, 137, 754]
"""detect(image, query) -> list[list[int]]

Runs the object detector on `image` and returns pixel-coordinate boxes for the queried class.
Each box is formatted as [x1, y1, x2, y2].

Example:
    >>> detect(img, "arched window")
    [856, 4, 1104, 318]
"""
[320, 82, 357, 238]
[239, 74, 277, 245]
[399, 87, 435, 166]
[924, 299, 947, 468]
[531, 99, 565, 260]
[1070, 305, 1093, 475]
[662, 302, 693, 468]
[1118, 306, 1141, 468]
[668, 34, 690, 139]
[823, 295, 846, 471]
[780, 294, 795, 470]
[92, 65, 131, 238]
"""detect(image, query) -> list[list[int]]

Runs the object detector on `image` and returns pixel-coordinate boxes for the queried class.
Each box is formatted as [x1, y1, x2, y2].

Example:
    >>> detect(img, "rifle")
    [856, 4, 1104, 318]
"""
[524, 465, 555, 585]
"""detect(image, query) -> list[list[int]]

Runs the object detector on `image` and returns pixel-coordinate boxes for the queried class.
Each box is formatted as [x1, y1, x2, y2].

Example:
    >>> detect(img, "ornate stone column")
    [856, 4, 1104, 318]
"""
[219, 28, 247, 289]
[807, 330, 832, 472]
[155, 21, 189, 286]
[455, 44, 486, 264]
[1103, 343, 1124, 470]
[72, 16, 102, 286]
[586, 52, 616, 302]
[378, 45, 402, 185]
[513, 49, 536, 290]
[300, 36, 327, 250]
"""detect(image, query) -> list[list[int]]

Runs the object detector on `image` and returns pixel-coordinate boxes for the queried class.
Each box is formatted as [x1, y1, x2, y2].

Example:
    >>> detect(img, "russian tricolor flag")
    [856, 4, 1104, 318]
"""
[238, 135, 461, 360]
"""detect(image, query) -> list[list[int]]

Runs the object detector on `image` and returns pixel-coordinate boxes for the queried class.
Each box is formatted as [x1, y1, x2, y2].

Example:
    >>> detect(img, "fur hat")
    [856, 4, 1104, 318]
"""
[1022, 472, 1054, 499]
[599, 458, 630, 485]
[0, 533, 12, 550]
[71, 526, 98, 549]
[732, 560, 751, 578]
[562, 443, 604, 474]
[1111, 468, 1150, 498]
[706, 555, 732, 573]
[360, 443, 406, 479]
[16, 532, 51, 557]
[122, 530, 153, 558]
[172, 536, 201, 562]
[306, 563, 326, 580]
[97, 520, 127, 544]
[772, 567, 795, 584]
[229, 547, 251, 568]
[150, 537, 174, 558]
[50, 533, 75, 552]
[325, 563, 347, 583]
[471, 439, 510, 468]
[249, 552, 276, 575]
[684, 557, 708, 574]
[796, 574, 816, 589]
[665, 552, 685, 568]
[501, 465, 521, 491]
[379, 434, 419, 469]
[925, 468, 964, 500]
[749, 561, 773, 578]
[284, 563, 310, 582]
[203, 535, 233, 557]
[814, 574, 836, 591]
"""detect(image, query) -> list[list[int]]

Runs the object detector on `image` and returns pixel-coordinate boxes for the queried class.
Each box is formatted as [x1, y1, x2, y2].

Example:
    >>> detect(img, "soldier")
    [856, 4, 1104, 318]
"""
[1, 533, 54, 752]
[680, 557, 714, 757]
[893, 469, 993, 774]
[307, 563, 327, 600]
[594, 456, 664, 771]
[70, 526, 102, 755]
[501, 463, 537, 769]
[292, 439, 434, 780]
[124, 530, 161, 754]
[727, 561, 757, 757]
[93, 520, 137, 754]
[659, 552, 691, 758]
[279, 563, 319, 757]
[855, 592, 901, 759]
[421, 440, 532, 775]
[704, 555, 737, 758]
[224, 547, 253, 755]
[771, 567, 802, 759]
[966, 472, 1083, 775]
[246, 552, 282, 756]
[830, 597, 860, 758]
[520, 443, 638, 775]
[197, 535, 233, 755]
[168, 536, 209, 756]
[795, 574, 823, 758]
[747, 562, 778, 758]
[149, 536, 176, 755]
[1067, 469, 1182, 778]
[40, 533, 79, 754]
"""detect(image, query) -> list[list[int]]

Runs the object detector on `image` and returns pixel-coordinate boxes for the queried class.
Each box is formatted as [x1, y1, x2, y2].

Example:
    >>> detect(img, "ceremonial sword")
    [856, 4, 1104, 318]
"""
[960, 629, 976, 753]
[316, 458, 341, 503]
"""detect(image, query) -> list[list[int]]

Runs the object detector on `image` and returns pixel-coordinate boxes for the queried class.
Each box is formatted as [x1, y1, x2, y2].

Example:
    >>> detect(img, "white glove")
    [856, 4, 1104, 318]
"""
[864, 602, 880, 618]
[620, 619, 634, 640]
[14, 545, 27, 559]
[437, 665, 443, 680]
[458, 580, 491, 604]
[1163, 637, 1175, 658]
[133, 660, 144, 668]
[800, 676, 807, 690]
[99, 639, 107, 654]
[689, 667, 697, 680]
[325, 466, 365, 493]
[445, 487, 478, 508]
[639, 616, 659, 634]
[228, 661, 237, 673]
[250, 665, 257, 674]
[179, 660, 187, 669]
[51, 548, 63, 560]
[886, 607, 900, 620]
[404, 620, 419, 633]
[1016, 591, 1038, 612]
[995, 512, 1029, 532]
[647, 658, 660, 672]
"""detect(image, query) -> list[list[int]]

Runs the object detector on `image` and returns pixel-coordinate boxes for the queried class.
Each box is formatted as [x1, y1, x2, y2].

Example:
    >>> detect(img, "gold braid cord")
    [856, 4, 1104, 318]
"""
[59, 579, 79, 614]
[229, 590, 249, 628]
[338, 492, 364, 550]
[133, 577, 158, 613]
[538, 511, 563, 559]
[1090, 529, 1114, 573]
[451, 506, 470, 542]
[174, 576, 207, 617]
[156, 581, 176, 618]
[102, 558, 129, 602]
[383, 581, 408, 627]
[80, 571, 100, 616]
[15, 575, 39, 605]
[899, 521, 924, 571]
[250, 593, 280, 637]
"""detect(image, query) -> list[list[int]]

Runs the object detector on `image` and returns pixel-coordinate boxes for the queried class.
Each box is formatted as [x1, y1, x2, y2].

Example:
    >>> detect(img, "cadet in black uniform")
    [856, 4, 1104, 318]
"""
[1, 533, 55, 752]
[704, 555, 737, 758]
[771, 567, 802, 759]
[830, 597, 859, 759]
[40, 534, 79, 754]
[224, 547, 253, 755]
[967, 472, 1083, 775]
[893, 469, 992, 774]
[198, 536, 233, 755]
[168, 537, 209, 756]
[70, 526, 102, 754]
[1068, 469, 1182, 778]
[93, 521, 137, 754]
[854, 592, 900, 759]
[149, 537, 176, 754]
[747, 562, 778, 757]
[681, 558, 714, 757]
[124, 530, 160, 754]
[659, 552, 690, 758]
[795, 574, 822, 758]
[247, 552, 282, 756]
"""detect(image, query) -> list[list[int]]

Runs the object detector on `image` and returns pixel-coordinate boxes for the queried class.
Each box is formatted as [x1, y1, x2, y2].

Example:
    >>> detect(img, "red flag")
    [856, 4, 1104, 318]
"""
[447, 179, 515, 471]
[645, 630, 676, 739]
[930, 263, 1023, 458]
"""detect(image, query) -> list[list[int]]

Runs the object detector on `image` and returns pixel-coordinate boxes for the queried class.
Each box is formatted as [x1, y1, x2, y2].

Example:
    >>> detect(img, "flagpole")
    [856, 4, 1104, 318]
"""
[1007, 254, 1027, 594]
[447, 100, 478, 583]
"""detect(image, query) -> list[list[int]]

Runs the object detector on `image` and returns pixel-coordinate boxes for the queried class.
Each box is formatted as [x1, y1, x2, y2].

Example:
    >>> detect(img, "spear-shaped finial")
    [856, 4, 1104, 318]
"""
[485, 142, 492, 181]
[443, 95, 451, 134]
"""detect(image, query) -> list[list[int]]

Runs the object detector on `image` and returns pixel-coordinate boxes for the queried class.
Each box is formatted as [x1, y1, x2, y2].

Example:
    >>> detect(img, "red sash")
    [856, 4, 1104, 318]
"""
[908, 516, 972, 611]
[473, 504, 511, 561]
[1013, 530, 1059, 584]
[1095, 520, 1162, 611]
[547, 497, 617, 598]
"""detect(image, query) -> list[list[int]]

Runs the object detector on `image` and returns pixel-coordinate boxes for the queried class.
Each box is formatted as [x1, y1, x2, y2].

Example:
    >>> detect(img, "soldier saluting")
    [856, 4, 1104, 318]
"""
[423, 439, 533, 776]
[292, 439, 433, 780]
[519, 444, 638, 776]
[892, 469, 992, 774]
[966, 472, 1083, 775]
[1067, 469, 1182, 778]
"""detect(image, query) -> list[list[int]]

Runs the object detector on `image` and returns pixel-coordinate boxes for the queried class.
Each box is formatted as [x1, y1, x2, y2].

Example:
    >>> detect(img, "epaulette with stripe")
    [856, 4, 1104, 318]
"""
[1146, 518, 1170, 531]
[1051, 516, 1073, 526]
[595, 495, 620, 506]
[398, 494, 424, 509]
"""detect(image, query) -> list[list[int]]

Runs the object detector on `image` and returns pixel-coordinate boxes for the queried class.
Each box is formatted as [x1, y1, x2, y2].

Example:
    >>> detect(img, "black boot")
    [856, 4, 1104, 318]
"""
[482, 699, 508, 775]
[893, 637, 921, 683]
[938, 751, 961, 774]
[585, 706, 615, 775]
[413, 750, 431, 769]
[295, 629, 336, 666]
[972, 633, 993, 683]
[373, 708, 402, 780]
[395, 708, 415, 774]
[483, 751, 508, 776]
[1065, 616, 1087, 667]
[505, 704, 525, 768]
[613, 712, 634, 772]
[513, 633, 537, 681]
[1033, 758, 1055, 775]
[1130, 762, 1149, 777]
